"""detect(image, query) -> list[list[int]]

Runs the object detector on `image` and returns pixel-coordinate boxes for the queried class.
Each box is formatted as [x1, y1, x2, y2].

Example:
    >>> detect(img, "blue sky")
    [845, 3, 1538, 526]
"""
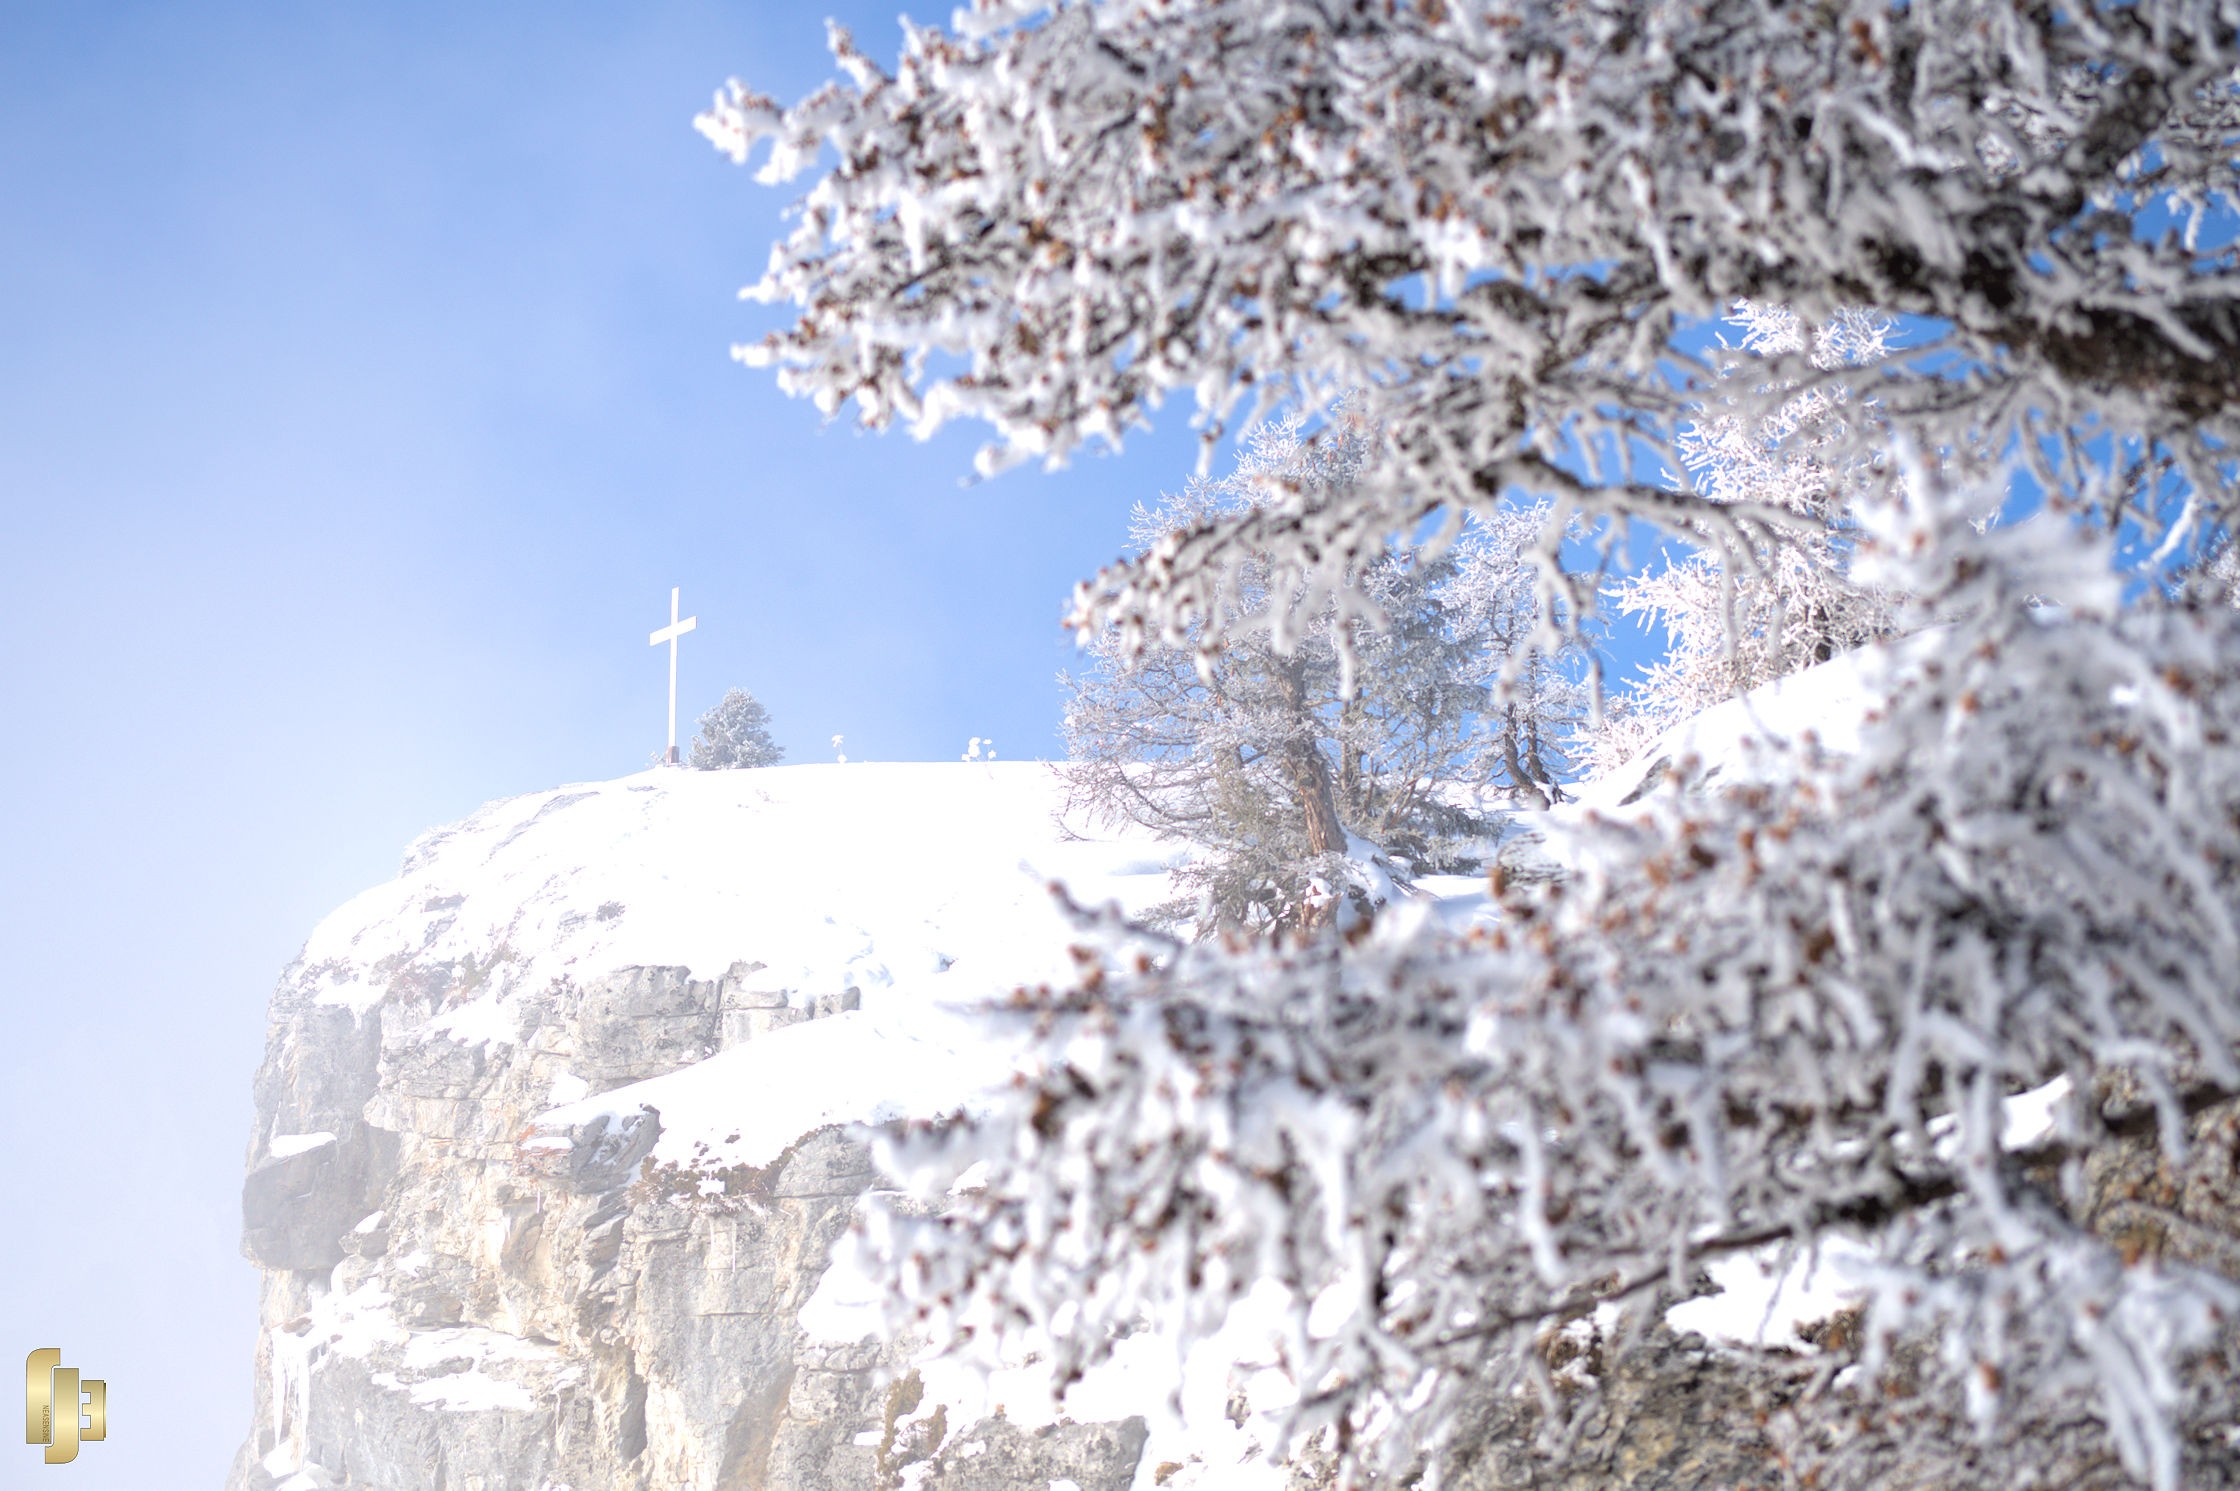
[0, 5, 1208, 1485]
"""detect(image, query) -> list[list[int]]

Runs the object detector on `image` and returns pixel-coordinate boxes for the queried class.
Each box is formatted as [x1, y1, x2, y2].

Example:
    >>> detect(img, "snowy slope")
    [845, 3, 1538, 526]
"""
[1484, 634, 1942, 895]
[1572, 630, 1946, 813]
[292, 645, 1912, 1181]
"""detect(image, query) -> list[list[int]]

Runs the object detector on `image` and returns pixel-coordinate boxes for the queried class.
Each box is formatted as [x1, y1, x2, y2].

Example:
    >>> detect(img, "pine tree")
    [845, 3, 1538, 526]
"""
[1064, 411, 1578, 935]
[687, 688, 783, 770]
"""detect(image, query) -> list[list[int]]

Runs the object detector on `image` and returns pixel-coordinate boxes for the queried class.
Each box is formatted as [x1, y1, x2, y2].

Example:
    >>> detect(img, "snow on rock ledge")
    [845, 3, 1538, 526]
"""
[227, 763, 1182, 1491]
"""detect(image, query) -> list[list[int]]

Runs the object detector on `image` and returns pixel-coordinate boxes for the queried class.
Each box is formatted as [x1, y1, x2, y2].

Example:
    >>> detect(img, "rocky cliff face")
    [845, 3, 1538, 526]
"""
[226, 765, 1175, 1491]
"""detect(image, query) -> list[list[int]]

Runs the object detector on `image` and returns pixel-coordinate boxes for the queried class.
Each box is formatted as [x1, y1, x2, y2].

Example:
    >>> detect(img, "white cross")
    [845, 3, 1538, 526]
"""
[648, 586, 697, 764]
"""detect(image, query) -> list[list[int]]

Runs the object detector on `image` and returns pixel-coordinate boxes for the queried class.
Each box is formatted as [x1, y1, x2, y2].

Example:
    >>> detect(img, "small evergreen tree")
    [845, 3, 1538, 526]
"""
[688, 688, 783, 769]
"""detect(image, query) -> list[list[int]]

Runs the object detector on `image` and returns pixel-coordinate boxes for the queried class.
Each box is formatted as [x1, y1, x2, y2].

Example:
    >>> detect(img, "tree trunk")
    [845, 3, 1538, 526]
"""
[1286, 741, 1347, 857]
[1806, 597, 1837, 665]
[1277, 658, 1348, 857]
[1339, 700, 1367, 820]
[1501, 708, 1552, 810]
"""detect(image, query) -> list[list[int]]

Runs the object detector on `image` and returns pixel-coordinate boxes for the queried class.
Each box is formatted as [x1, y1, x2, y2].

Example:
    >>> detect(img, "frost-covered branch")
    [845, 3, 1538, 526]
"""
[705, 0, 2240, 634]
[699, 8, 2240, 1484]
[1590, 303, 1911, 772]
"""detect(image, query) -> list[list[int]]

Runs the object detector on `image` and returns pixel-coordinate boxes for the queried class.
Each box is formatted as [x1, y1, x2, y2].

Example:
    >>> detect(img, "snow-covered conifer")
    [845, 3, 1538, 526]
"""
[1063, 412, 1578, 934]
[688, 688, 783, 770]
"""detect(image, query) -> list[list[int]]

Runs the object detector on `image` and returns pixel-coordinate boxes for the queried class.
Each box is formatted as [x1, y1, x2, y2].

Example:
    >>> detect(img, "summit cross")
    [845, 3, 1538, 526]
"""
[649, 586, 698, 765]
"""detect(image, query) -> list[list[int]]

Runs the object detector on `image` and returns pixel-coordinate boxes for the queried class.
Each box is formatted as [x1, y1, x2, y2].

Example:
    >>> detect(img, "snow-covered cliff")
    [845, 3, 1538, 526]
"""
[227, 763, 1190, 1491]
[227, 694, 2010, 1491]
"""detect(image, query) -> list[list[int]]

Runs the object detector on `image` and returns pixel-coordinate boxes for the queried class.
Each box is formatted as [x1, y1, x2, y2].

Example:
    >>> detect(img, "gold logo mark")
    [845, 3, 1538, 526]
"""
[24, 1350, 104, 1465]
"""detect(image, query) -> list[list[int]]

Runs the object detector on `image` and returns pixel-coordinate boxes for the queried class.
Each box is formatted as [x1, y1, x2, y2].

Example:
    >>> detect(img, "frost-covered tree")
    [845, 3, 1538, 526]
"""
[881, 482, 2240, 1491]
[1589, 304, 1908, 773]
[688, 688, 784, 770]
[1065, 413, 1578, 935]
[704, 6, 2240, 1487]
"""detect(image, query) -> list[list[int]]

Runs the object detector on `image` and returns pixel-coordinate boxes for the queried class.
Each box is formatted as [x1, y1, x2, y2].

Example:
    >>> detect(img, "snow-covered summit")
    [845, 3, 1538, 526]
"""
[286, 761, 1229, 1187]
[301, 761, 1186, 1032]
